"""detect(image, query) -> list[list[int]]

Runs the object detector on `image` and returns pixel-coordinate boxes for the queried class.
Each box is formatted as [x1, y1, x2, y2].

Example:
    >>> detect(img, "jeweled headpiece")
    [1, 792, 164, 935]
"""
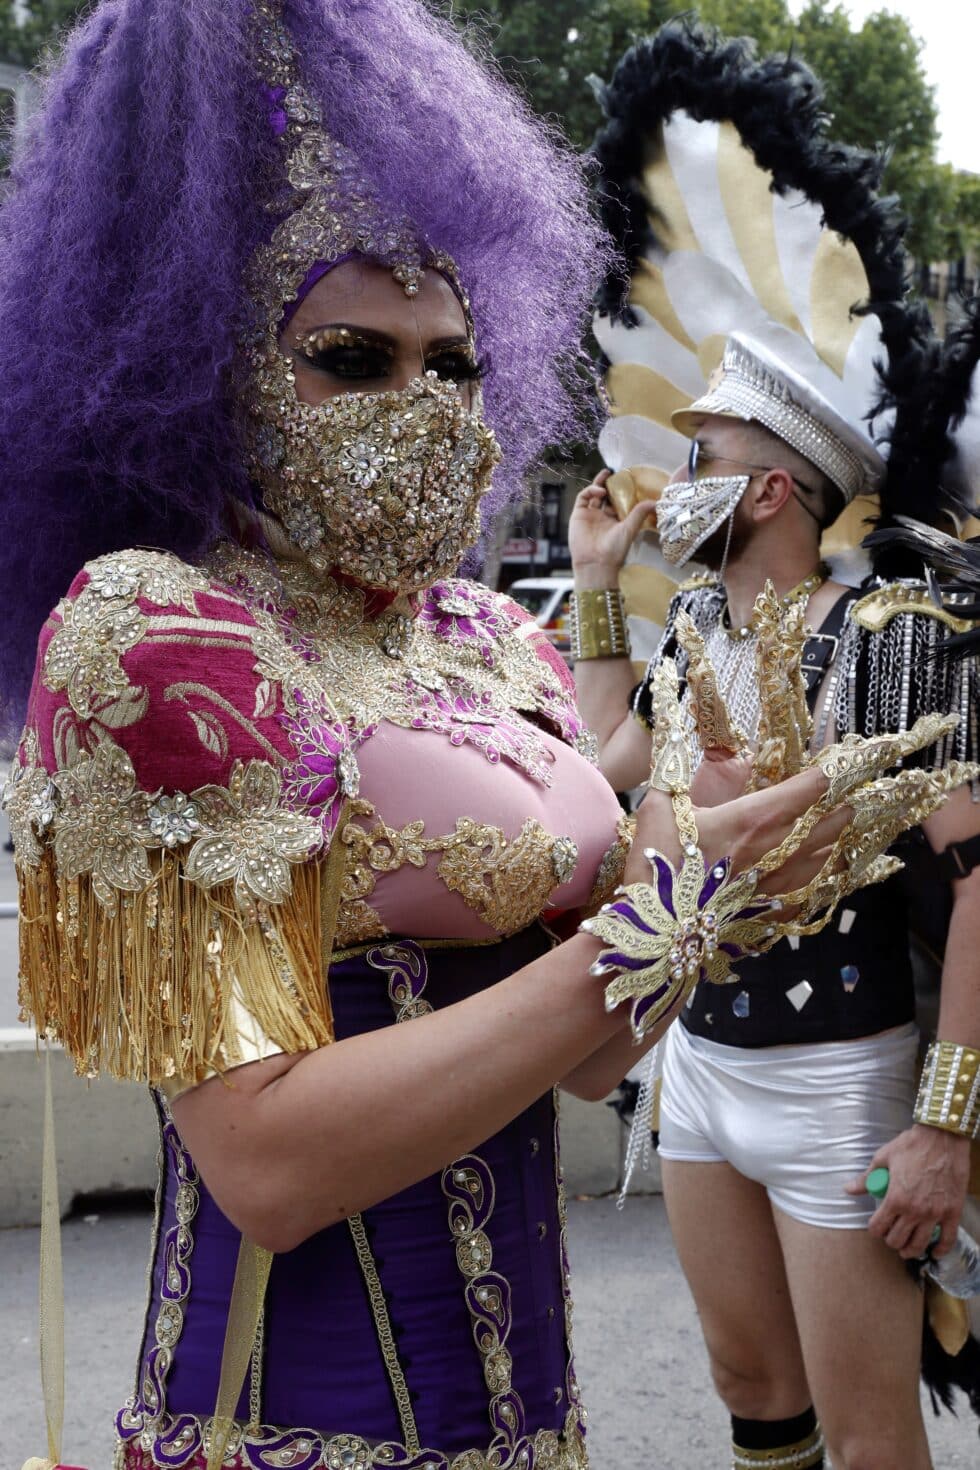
[591, 23, 908, 512]
[245, 0, 471, 318]
[236, 2, 498, 595]
[673, 333, 882, 506]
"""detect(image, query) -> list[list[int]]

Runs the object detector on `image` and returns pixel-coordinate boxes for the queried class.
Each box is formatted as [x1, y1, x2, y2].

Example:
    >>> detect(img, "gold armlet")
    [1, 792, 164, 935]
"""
[674, 609, 747, 755]
[914, 1041, 980, 1139]
[569, 588, 630, 661]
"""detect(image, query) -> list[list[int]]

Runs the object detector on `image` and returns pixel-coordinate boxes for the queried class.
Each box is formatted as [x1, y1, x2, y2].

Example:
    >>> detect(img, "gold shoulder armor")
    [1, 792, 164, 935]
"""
[678, 572, 721, 592]
[850, 582, 978, 635]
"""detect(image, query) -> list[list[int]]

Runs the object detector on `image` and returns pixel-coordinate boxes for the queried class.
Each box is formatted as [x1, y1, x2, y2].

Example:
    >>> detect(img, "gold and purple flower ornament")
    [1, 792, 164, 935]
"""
[279, 688, 369, 837]
[420, 580, 518, 669]
[582, 645, 980, 1041]
[582, 849, 777, 1041]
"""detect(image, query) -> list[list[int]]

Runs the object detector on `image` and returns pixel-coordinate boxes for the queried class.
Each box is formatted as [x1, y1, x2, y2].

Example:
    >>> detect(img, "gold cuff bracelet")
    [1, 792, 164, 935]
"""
[569, 588, 630, 662]
[914, 1040, 980, 1140]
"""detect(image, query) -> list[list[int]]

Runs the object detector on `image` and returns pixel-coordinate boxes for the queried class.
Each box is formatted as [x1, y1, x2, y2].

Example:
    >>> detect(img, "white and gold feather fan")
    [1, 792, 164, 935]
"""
[590, 20, 930, 654]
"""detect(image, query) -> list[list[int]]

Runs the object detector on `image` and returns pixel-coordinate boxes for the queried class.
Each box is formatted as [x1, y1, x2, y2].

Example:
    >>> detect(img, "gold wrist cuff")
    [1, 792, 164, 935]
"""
[914, 1041, 980, 1139]
[569, 588, 630, 661]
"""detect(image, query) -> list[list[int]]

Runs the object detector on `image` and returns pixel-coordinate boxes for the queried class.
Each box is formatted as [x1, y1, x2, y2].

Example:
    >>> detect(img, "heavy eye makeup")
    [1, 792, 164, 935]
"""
[294, 325, 484, 385]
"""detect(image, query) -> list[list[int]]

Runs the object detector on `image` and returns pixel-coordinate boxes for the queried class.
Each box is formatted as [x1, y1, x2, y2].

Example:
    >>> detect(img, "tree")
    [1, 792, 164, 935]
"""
[449, 1, 671, 146]
[443, 0, 953, 264]
[0, 1, 89, 68]
[697, 0, 795, 54]
[791, 3, 940, 260]
[946, 171, 980, 267]
[0, 0, 967, 266]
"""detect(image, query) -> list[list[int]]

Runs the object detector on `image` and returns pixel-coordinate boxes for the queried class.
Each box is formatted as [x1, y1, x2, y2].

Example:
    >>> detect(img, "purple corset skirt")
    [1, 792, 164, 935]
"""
[117, 926, 584, 1466]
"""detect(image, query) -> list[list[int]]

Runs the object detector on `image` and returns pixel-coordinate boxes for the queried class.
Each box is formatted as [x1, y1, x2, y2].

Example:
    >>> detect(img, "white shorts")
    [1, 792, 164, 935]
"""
[657, 1020, 919, 1228]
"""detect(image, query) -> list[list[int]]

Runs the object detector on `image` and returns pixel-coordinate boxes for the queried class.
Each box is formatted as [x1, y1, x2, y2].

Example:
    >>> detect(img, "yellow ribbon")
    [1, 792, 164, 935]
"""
[207, 1239, 274, 1470]
[21, 1049, 66, 1470]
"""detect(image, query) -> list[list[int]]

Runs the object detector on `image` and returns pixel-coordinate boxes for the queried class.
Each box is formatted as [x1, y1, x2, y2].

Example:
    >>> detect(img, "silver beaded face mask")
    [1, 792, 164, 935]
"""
[244, 371, 501, 594]
[656, 474, 750, 568]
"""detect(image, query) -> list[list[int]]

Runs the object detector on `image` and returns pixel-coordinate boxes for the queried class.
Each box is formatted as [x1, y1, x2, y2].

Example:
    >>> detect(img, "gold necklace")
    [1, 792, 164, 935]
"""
[721, 562, 830, 642]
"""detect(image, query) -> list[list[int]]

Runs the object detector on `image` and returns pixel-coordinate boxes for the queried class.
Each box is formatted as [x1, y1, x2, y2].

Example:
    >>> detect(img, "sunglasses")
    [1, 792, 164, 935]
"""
[687, 440, 821, 501]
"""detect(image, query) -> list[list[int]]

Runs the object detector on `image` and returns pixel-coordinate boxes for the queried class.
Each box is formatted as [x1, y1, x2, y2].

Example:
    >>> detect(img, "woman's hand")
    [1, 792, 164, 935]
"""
[568, 470, 655, 588]
[625, 761, 847, 896]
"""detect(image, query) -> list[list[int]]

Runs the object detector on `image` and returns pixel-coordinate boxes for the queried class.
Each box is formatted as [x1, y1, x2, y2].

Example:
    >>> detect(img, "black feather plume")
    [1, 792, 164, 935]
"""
[589, 18, 948, 568]
[865, 518, 980, 585]
[873, 302, 980, 576]
[920, 1313, 980, 1434]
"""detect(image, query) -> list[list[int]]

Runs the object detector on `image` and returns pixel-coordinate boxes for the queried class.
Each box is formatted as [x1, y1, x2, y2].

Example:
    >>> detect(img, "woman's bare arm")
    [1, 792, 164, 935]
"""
[172, 763, 845, 1251]
[172, 930, 621, 1252]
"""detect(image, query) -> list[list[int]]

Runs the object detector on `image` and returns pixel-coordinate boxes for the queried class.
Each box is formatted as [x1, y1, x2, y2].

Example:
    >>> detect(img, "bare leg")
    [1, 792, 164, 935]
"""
[773, 1207, 930, 1470]
[661, 1158, 811, 1420]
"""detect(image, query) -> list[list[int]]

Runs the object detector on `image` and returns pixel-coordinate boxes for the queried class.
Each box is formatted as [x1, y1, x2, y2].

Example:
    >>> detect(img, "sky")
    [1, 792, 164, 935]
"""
[791, 2, 979, 172]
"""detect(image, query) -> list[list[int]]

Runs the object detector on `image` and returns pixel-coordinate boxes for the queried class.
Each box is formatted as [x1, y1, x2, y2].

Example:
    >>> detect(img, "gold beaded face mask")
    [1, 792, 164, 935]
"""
[244, 369, 500, 594]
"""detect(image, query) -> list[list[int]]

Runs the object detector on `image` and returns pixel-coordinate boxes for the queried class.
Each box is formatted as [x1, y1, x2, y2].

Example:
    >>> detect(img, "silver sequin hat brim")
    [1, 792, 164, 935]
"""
[672, 333, 886, 505]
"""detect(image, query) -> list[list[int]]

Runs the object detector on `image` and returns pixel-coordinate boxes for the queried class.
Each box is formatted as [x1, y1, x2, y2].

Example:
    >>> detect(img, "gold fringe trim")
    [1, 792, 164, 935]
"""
[17, 846, 337, 1087]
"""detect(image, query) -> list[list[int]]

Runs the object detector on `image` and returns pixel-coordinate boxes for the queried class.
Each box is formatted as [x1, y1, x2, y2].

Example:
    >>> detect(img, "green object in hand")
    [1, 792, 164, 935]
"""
[864, 1166, 941, 1245]
[866, 1166, 891, 1200]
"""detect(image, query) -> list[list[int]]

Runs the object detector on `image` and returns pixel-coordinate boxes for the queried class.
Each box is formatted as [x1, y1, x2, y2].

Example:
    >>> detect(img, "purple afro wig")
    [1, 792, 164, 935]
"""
[0, 0, 609, 727]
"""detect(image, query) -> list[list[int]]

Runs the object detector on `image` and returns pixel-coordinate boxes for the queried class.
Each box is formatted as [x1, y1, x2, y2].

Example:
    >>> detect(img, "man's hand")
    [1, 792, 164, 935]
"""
[690, 746, 754, 809]
[569, 470, 655, 588]
[847, 1125, 972, 1259]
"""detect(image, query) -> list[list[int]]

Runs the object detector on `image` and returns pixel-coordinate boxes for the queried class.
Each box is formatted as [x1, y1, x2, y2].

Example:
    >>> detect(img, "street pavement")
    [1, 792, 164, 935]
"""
[4, 1197, 978, 1468]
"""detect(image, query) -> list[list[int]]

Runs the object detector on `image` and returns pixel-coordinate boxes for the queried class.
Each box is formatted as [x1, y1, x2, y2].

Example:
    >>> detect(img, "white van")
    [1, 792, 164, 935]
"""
[507, 575, 574, 660]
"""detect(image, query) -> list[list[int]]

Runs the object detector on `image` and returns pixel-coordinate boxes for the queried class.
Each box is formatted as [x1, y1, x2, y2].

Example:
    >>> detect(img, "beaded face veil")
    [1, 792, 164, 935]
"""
[238, 0, 501, 594]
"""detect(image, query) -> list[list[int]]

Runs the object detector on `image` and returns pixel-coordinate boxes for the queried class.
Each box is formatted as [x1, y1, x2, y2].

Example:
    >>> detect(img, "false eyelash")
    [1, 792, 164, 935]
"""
[430, 352, 487, 382]
[296, 346, 394, 379]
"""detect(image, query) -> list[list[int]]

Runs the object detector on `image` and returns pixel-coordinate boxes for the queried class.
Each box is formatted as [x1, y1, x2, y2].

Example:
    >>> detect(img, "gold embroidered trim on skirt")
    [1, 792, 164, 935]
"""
[347, 1212, 421, 1452]
[329, 933, 504, 965]
[116, 1408, 588, 1470]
